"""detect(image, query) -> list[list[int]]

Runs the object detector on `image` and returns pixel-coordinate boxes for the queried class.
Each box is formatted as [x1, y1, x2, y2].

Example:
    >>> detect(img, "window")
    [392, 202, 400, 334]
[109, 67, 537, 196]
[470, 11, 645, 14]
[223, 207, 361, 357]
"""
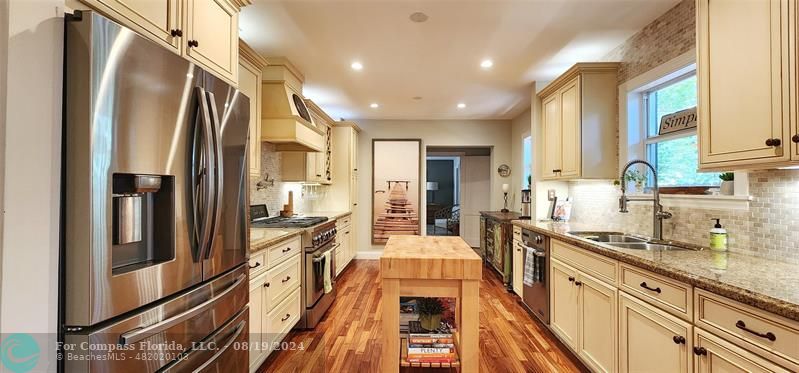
[643, 74, 719, 187]
[522, 135, 532, 189]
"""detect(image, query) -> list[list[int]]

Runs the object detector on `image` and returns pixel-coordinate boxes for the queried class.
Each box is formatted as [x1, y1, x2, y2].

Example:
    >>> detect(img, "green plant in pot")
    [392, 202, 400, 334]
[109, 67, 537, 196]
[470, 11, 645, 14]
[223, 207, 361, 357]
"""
[417, 297, 446, 331]
[719, 172, 734, 195]
[623, 169, 647, 193]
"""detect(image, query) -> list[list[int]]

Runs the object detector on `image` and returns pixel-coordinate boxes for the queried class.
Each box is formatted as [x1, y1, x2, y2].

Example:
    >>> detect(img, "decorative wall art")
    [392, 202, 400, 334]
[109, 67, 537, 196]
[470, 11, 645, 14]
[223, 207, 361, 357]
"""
[372, 139, 422, 245]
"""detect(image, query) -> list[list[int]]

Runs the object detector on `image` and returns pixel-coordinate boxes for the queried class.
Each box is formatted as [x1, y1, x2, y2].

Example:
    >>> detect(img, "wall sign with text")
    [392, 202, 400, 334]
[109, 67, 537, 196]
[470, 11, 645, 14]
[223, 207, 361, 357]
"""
[659, 107, 697, 135]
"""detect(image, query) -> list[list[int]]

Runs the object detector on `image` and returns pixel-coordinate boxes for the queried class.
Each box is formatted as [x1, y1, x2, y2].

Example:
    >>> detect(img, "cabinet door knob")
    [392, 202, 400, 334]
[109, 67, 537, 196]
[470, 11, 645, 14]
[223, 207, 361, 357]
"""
[792, 134, 799, 143]
[264, 282, 270, 288]
[568, 276, 575, 282]
[188, 40, 199, 48]
[765, 138, 782, 147]
[693, 347, 707, 356]
[672, 336, 686, 345]
[574, 281, 582, 286]
[170, 29, 183, 37]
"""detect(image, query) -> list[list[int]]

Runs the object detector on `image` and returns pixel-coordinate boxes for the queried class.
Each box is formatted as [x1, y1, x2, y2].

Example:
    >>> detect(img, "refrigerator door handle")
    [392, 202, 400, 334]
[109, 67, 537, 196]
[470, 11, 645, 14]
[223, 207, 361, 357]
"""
[192, 86, 216, 261]
[118, 273, 245, 345]
[190, 319, 245, 372]
[203, 90, 224, 260]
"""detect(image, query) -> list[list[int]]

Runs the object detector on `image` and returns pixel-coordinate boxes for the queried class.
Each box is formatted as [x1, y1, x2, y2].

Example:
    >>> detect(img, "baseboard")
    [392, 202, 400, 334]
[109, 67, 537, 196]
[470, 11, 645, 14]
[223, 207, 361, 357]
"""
[354, 251, 382, 260]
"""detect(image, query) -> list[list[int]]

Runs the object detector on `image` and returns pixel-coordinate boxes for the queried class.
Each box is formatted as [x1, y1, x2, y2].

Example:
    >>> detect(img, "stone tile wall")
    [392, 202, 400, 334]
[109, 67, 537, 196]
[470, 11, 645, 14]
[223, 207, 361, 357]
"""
[568, 170, 799, 264]
[249, 143, 326, 216]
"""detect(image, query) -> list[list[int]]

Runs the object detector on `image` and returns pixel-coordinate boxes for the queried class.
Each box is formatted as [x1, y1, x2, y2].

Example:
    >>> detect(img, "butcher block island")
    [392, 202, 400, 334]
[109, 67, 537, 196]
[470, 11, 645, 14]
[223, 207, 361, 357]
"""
[381, 236, 482, 372]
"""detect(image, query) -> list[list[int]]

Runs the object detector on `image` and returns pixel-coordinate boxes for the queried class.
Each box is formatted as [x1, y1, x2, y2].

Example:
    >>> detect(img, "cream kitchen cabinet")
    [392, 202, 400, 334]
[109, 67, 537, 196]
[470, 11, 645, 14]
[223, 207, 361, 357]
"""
[248, 237, 302, 372]
[550, 257, 618, 373]
[335, 213, 354, 276]
[697, 0, 797, 170]
[78, 0, 244, 86]
[619, 291, 692, 373]
[537, 63, 619, 180]
[511, 226, 523, 295]
[323, 122, 360, 252]
[694, 328, 792, 373]
[78, 0, 183, 52]
[280, 100, 333, 184]
[239, 40, 267, 178]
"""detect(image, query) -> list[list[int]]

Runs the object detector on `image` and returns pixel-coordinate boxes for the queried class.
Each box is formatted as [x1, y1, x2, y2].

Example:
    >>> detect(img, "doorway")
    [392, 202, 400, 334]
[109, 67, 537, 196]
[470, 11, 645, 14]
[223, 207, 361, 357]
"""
[426, 147, 491, 246]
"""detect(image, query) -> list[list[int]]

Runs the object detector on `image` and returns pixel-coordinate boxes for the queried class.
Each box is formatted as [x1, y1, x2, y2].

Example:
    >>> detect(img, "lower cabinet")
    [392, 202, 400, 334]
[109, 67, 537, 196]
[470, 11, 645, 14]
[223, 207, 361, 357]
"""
[619, 292, 692, 373]
[335, 215, 355, 276]
[694, 328, 791, 373]
[550, 258, 617, 372]
[512, 237, 523, 295]
[248, 247, 302, 372]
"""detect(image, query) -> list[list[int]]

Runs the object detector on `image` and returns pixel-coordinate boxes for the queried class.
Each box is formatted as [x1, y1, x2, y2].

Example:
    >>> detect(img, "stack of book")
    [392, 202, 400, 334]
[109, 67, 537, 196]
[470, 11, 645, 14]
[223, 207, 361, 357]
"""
[406, 332, 456, 364]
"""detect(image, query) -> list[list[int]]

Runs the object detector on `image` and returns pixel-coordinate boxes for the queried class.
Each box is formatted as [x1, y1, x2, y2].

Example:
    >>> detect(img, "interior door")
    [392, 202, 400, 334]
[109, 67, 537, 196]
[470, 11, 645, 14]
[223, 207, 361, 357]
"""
[459, 155, 491, 247]
[202, 72, 249, 280]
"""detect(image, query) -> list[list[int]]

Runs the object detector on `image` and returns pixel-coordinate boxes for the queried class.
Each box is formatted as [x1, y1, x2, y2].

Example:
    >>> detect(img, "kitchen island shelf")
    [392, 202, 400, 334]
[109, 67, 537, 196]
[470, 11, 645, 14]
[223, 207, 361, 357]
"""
[399, 336, 461, 368]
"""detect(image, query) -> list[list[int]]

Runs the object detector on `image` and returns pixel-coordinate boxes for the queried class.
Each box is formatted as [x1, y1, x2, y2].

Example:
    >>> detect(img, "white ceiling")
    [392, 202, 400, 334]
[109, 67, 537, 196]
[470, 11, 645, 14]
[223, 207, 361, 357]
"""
[240, 0, 679, 121]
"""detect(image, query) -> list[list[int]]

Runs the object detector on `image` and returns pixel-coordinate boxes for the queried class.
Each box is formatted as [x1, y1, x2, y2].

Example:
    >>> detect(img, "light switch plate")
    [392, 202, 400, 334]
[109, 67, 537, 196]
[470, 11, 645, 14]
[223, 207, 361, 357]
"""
[548, 189, 556, 201]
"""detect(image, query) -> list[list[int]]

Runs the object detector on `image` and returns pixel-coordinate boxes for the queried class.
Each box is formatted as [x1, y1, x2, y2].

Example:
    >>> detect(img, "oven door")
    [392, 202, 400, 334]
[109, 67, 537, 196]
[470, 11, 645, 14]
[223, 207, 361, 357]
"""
[304, 240, 337, 307]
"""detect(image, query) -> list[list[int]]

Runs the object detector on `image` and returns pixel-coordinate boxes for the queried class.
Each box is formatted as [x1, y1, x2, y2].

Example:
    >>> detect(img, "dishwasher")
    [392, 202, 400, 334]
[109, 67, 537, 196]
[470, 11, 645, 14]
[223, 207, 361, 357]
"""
[521, 229, 549, 324]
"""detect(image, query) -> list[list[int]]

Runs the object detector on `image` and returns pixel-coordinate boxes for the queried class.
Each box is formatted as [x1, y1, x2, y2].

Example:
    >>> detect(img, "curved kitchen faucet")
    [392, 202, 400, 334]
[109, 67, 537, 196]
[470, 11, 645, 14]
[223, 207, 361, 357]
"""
[619, 159, 673, 240]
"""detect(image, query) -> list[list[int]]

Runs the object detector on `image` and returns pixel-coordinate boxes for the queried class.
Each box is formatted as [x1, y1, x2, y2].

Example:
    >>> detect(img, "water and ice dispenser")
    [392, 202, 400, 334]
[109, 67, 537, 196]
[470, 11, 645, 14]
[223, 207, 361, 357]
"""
[112, 174, 175, 273]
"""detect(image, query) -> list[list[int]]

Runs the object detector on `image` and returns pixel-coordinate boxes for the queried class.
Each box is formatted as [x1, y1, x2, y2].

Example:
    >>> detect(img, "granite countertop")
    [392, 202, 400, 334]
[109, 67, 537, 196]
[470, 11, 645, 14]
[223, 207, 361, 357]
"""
[302, 211, 352, 220]
[511, 220, 799, 322]
[480, 211, 523, 222]
[249, 228, 302, 253]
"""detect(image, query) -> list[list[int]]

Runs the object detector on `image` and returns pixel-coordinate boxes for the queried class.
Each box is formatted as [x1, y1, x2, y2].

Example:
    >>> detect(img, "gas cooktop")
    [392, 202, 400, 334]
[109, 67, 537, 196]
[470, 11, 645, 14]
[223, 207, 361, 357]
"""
[250, 216, 328, 228]
[249, 204, 328, 228]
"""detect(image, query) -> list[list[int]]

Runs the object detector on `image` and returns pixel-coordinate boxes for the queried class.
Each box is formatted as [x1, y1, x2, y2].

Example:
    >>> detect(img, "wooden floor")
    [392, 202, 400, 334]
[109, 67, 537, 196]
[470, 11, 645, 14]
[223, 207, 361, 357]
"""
[258, 260, 584, 373]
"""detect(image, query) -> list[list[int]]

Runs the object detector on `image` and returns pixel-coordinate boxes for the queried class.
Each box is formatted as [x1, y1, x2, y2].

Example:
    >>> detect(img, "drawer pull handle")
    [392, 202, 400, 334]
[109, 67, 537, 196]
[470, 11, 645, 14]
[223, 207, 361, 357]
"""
[249, 262, 261, 269]
[282, 247, 292, 253]
[672, 336, 686, 345]
[282, 276, 291, 283]
[693, 347, 707, 356]
[264, 282, 270, 288]
[640, 282, 662, 294]
[735, 320, 776, 342]
[568, 276, 575, 282]
[281, 313, 291, 322]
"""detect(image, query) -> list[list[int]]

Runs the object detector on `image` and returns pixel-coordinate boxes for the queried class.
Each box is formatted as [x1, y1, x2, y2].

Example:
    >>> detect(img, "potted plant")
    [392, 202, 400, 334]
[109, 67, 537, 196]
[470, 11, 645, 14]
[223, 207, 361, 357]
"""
[417, 297, 446, 331]
[623, 169, 647, 194]
[719, 172, 734, 195]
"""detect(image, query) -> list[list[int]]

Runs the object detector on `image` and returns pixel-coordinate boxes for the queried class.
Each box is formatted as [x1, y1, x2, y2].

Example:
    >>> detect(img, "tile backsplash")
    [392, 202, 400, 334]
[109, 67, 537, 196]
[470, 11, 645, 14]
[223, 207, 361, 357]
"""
[249, 143, 327, 216]
[567, 170, 799, 264]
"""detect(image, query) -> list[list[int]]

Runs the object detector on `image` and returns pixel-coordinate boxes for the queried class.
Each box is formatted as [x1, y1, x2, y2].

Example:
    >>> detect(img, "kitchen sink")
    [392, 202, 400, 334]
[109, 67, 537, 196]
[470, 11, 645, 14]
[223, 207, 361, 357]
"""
[568, 231, 691, 251]
[609, 242, 688, 251]
[568, 231, 647, 243]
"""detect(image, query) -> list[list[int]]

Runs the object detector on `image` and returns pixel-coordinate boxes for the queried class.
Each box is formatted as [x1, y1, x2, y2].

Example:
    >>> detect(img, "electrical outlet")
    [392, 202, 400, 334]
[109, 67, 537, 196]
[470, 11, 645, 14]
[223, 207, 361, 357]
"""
[548, 189, 556, 201]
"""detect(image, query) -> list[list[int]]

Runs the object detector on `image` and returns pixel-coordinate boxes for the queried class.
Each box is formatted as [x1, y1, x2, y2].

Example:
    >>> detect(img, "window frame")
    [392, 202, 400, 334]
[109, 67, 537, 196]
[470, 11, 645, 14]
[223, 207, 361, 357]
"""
[639, 71, 716, 189]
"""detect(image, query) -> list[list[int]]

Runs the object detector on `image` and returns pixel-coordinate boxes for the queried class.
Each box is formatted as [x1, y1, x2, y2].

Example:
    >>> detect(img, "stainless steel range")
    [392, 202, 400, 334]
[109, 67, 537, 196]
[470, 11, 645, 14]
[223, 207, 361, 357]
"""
[298, 220, 338, 329]
[249, 204, 328, 228]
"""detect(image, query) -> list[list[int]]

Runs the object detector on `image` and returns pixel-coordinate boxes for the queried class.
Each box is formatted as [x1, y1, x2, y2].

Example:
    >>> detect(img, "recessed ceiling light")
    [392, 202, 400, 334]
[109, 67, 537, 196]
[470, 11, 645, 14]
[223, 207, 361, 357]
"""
[409, 12, 429, 23]
[370, 103, 379, 108]
[457, 103, 466, 109]
[351, 61, 363, 71]
[480, 59, 494, 69]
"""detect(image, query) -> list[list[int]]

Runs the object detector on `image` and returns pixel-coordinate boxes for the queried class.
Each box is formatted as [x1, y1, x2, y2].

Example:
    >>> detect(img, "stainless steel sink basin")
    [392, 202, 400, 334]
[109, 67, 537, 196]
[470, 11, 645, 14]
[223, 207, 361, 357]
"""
[568, 231, 691, 251]
[610, 242, 688, 251]
[568, 231, 647, 243]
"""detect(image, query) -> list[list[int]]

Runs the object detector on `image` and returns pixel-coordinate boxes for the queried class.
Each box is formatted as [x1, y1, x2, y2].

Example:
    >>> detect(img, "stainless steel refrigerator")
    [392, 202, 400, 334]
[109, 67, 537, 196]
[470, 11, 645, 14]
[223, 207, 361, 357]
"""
[62, 11, 249, 372]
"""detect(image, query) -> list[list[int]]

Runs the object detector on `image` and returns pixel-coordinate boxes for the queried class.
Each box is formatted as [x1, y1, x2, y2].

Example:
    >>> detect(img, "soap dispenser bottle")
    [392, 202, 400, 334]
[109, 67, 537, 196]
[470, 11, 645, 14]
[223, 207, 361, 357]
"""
[710, 218, 728, 252]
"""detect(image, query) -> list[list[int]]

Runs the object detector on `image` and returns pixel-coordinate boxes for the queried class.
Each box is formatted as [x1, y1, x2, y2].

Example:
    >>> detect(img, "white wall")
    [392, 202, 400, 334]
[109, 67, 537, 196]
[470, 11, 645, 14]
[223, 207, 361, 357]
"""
[1, 1, 64, 370]
[354, 119, 512, 256]
[510, 108, 531, 212]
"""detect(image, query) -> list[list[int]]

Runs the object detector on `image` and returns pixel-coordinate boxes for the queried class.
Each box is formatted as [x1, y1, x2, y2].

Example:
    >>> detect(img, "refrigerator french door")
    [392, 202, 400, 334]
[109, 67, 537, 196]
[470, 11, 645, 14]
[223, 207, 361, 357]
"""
[62, 10, 249, 372]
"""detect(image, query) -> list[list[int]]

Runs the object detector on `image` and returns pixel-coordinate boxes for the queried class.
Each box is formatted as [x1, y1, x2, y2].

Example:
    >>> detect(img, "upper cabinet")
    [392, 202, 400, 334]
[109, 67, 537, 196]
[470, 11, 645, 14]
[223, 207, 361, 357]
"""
[537, 63, 619, 180]
[77, 0, 247, 85]
[239, 40, 267, 178]
[697, 0, 797, 170]
[184, 0, 239, 84]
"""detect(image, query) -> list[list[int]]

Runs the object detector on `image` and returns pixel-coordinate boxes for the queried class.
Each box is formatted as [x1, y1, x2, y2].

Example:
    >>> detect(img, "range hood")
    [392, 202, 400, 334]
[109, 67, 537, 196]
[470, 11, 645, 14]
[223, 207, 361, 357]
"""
[261, 58, 324, 152]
